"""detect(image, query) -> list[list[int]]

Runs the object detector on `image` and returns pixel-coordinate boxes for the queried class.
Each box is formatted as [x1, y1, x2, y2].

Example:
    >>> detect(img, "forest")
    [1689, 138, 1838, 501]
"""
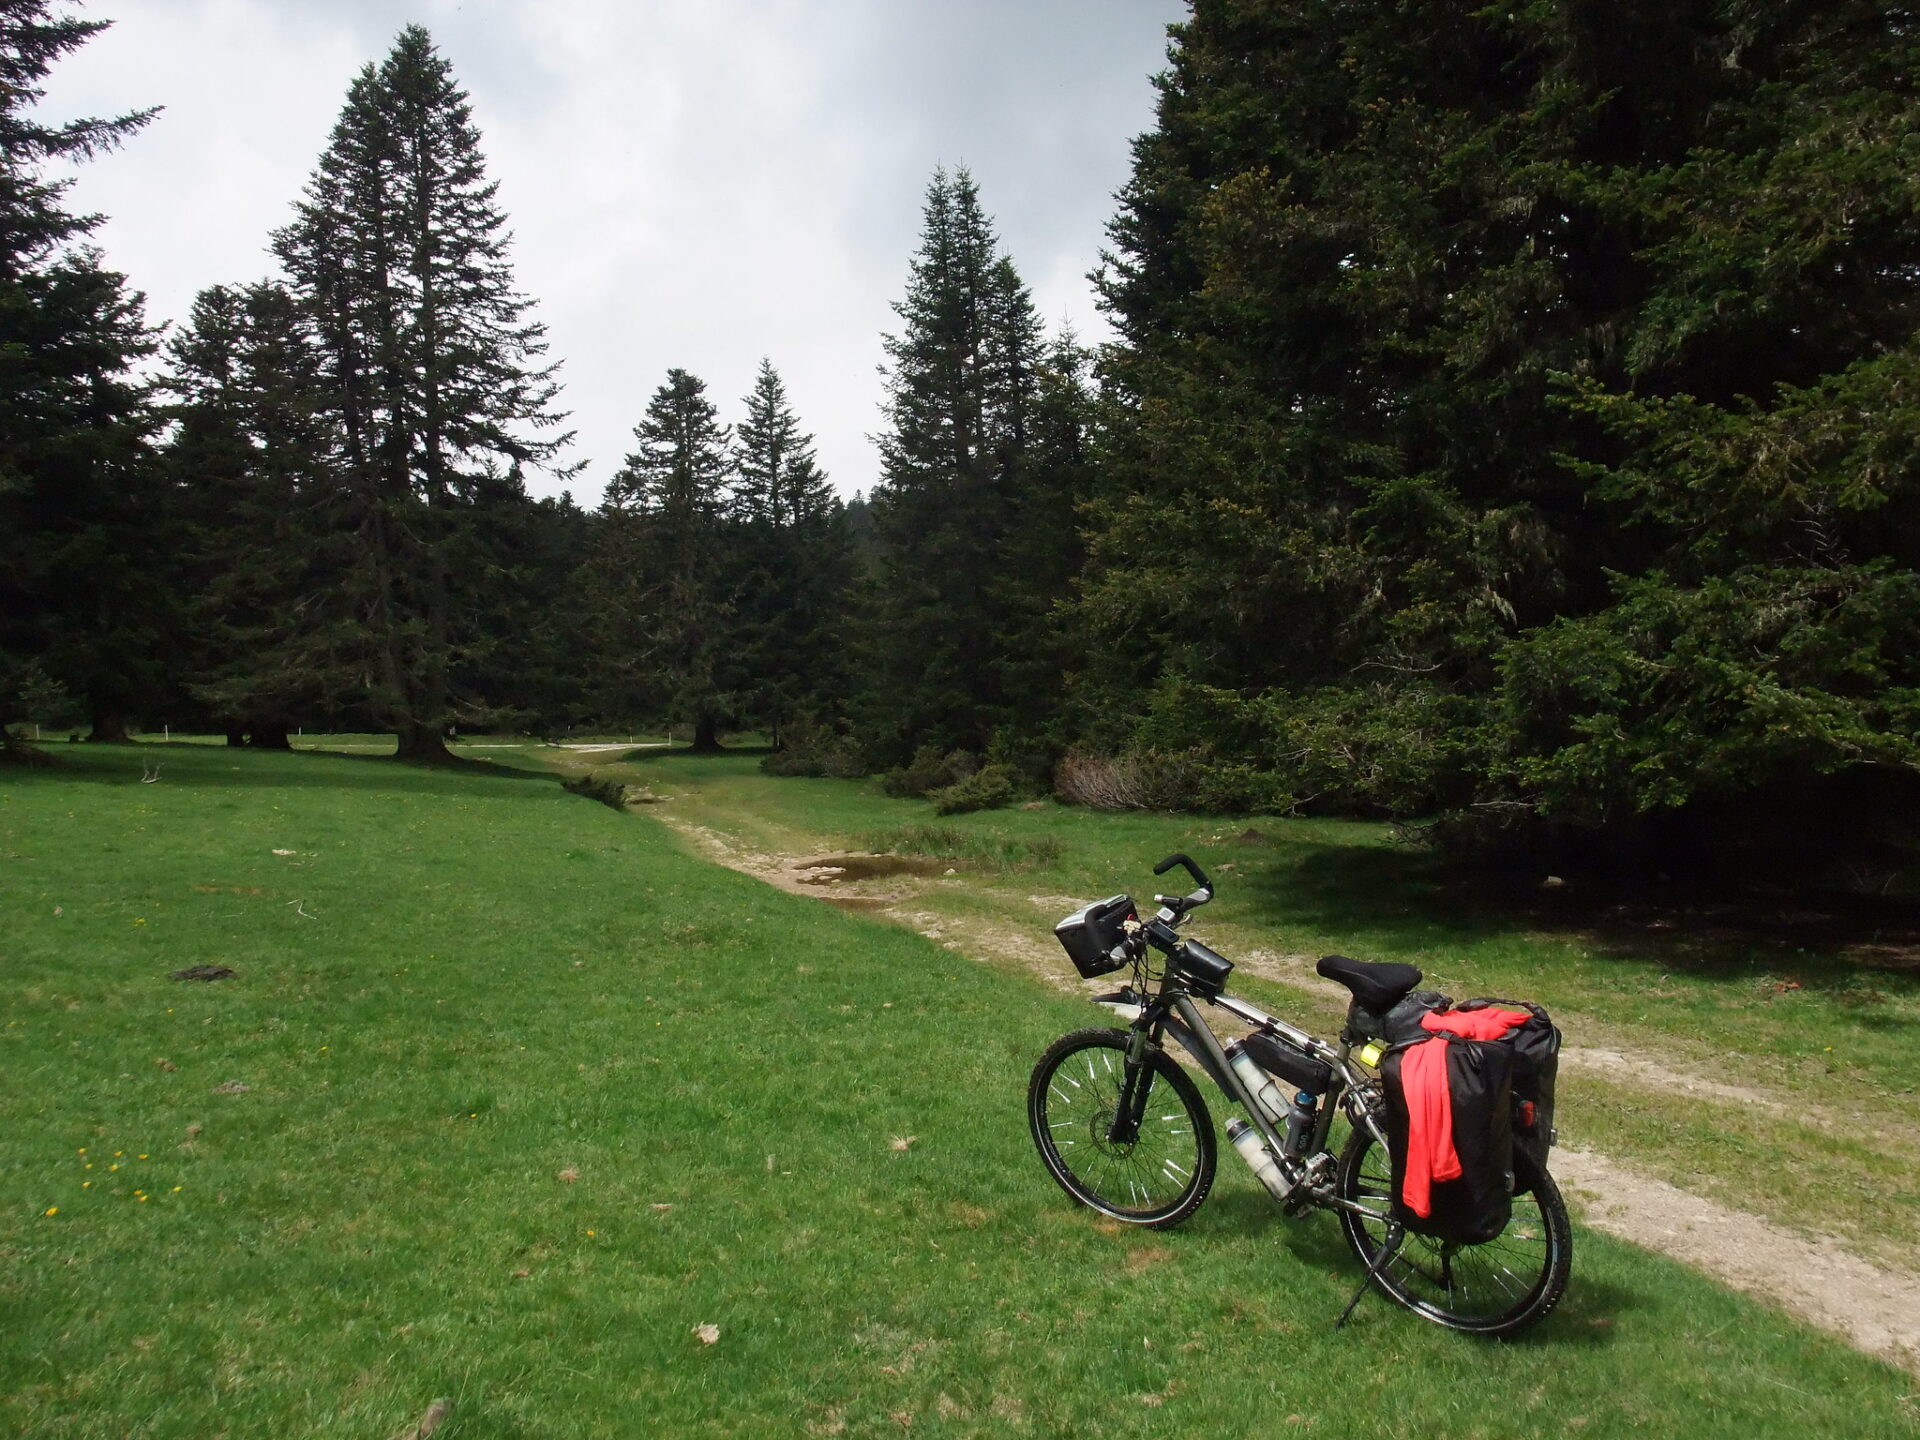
[4, 1, 1918, 891]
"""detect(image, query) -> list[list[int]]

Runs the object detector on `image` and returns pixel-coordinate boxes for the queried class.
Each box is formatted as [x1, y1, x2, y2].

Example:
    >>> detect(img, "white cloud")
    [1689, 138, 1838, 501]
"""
[37, 0, 1185, 502]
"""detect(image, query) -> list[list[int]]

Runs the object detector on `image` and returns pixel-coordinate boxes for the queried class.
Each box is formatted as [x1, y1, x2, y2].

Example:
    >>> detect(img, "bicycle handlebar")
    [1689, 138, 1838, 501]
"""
[1153, 852, 1214, 910]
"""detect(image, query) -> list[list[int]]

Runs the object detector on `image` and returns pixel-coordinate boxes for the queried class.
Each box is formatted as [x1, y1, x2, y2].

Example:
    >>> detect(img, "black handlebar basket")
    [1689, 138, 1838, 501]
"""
[1054, 894, 1138, 979]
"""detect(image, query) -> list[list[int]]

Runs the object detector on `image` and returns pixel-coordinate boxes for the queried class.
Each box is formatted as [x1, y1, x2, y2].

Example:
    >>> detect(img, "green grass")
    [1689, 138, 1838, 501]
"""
[3, 744, 1917, 1438]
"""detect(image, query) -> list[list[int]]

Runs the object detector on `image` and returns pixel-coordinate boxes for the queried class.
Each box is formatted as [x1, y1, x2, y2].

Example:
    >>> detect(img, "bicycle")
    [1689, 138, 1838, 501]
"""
[1026, 853, 1571, 1336]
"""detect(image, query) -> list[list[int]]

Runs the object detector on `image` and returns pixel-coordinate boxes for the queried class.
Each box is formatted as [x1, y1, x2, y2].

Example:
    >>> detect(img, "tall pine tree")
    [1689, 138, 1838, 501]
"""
[1085, 0, 1920, 873]
[0, 1, 160, 753]
[864, 167, 1049, 761]
[732, 358, 851, 745]
[596, 368, 736, 750]
[164, 279, 337, 746]
[272, 25, 571, 760]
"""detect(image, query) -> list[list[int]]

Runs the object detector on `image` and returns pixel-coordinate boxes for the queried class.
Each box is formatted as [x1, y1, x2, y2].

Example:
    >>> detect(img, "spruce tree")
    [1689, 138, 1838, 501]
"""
[598, 368, 736, 751]
[865, 167, 1047, 760]
[732, 359, 851, 745]
[1086, 0, 1920, 870]
[272, 25, 570, 759]
[163, 279, 337, 745]
[0, 1, 159, 753]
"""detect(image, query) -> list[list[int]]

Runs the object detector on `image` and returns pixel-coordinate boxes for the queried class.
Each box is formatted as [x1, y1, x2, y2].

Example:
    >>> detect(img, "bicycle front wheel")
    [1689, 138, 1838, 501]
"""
[1027, 1027, 1216, 1228]
[1336, 1127, 1571, 1337]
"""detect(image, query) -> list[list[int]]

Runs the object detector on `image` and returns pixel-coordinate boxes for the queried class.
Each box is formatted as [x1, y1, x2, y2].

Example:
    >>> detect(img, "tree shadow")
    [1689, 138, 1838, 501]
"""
[14, 742, 567, 798]
[1230, 831, 1920, 993]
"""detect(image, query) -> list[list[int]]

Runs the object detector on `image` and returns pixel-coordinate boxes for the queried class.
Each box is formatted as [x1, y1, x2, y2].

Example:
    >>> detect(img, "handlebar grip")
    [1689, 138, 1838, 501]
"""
[1153, 852, 1213, 894]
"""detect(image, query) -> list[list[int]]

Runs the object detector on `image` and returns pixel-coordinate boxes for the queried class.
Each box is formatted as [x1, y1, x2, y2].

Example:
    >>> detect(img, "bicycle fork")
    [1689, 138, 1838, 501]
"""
[1105, 1026, 1155, 1146]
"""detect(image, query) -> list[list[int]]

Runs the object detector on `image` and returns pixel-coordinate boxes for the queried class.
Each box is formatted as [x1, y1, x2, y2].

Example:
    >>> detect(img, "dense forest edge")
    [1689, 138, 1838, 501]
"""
[4, 2, 1919, 901]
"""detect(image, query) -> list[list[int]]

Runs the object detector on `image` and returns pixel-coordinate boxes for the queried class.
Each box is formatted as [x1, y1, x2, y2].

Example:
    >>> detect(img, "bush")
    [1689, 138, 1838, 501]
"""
[880, 745, 979, 798]
[927, 763, 1016, 815]
[759, 724, 869, 779]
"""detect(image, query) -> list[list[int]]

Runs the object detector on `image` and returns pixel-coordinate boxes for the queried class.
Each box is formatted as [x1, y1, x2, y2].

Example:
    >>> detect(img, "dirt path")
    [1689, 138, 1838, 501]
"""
[652, 809, 1920, 1374]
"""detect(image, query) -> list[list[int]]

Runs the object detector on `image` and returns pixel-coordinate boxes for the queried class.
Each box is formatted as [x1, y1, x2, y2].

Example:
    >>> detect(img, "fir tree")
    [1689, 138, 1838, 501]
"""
[0, 1, 159, 753]
[732, 358, 851, 744]
[599, 368, 736, 751]
[163, 280, 337, 746]
[272, 24, 571, 760]
[865, 167, 1047, 760]
[1086, 0, 1920, 870]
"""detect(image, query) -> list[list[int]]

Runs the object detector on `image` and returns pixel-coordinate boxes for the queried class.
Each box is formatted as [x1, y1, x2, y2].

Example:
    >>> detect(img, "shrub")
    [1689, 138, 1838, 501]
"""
[927, 763, 1016, 815]
[880, 745, 979, 798]
[759, 724, 869, 779]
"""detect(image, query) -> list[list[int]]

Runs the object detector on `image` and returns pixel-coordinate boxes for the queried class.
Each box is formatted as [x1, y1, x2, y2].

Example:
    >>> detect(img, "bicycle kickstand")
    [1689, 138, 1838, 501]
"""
[1335, 1222, 1405, 1329]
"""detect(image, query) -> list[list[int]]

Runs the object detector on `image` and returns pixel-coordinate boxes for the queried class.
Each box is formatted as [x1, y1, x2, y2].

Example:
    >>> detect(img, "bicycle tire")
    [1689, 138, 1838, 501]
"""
[1336, 1126, 1571, 1336]
[1027, 1027, 1216, 1228]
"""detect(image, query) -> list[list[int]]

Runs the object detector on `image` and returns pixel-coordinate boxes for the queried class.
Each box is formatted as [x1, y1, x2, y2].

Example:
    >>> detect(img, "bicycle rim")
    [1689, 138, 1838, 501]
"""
[1338, 1130, 1571, 1336]
[1028, 1028, 1214, 1227]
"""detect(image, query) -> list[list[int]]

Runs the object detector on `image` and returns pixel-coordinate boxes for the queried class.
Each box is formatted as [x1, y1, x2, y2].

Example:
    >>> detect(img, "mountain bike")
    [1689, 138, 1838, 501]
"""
[1027, 854, 1571, 1336]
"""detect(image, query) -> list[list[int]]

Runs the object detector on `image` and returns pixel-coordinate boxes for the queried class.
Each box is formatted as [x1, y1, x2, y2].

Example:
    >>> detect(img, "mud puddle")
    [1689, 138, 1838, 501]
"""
[792, 853, 948, 884]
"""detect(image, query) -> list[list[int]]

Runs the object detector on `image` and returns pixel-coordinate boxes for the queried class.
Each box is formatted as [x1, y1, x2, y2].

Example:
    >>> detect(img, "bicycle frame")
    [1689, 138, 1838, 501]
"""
[1110, 976, 1391, 1220]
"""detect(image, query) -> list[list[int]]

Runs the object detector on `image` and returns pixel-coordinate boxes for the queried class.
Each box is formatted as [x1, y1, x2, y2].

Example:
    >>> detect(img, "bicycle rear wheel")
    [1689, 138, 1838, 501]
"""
[1336, 1127, 1571, 1336]
[1028, 1027, 1216, 1228]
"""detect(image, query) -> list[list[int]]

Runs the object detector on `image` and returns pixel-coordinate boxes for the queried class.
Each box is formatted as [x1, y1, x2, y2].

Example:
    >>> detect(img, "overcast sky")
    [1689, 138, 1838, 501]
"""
[37, 0, 1187, 504]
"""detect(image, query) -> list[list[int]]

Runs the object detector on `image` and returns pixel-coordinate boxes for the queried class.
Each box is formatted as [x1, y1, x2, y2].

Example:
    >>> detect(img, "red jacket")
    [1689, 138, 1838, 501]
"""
[1397, 1007, 1530, 1218]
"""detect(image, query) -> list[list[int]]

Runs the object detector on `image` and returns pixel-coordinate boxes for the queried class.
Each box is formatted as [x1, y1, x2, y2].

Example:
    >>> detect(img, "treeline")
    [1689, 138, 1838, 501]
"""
[6, 3, 1920, 890]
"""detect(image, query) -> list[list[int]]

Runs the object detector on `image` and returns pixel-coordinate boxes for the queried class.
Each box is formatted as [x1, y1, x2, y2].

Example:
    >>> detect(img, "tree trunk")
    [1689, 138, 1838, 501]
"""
[87, 712, 131, 744]
[248, 724, 293, 750]
[690, 713, 723, 753]
[225, 725, 247, 747]
[395, 722, 455, 763]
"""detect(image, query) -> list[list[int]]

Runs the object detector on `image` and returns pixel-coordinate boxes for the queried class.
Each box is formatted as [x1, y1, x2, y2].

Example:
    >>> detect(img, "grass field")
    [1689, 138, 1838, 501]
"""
[4, 743, 1918, 1438]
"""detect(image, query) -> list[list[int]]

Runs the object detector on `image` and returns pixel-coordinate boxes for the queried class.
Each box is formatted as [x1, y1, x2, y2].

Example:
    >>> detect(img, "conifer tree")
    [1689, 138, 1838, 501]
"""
[0, 1, 159, 753]
[272, 24, 571, 760]
[865, 167, 1047, 760]
[598, 368, 736, 750]
[732, 359, 851, 744]
[163, 280, 336, 745]
[1086, 0, 1920, 869]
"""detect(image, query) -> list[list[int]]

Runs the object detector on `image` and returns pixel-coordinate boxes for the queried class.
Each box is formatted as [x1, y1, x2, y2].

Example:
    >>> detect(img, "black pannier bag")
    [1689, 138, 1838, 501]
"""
[1380, 1036, 1515, 1245]
[1053, 895, 1138, 979]
[1456, 997, 1561, 1189]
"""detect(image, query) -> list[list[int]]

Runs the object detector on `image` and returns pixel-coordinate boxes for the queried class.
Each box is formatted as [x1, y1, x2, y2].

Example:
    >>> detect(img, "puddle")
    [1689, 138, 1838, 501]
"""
[791, 853, 948, 884]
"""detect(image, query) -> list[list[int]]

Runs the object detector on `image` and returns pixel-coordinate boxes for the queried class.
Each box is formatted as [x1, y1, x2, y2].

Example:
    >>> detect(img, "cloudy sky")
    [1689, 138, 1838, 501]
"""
[38, 0, 1187, 503]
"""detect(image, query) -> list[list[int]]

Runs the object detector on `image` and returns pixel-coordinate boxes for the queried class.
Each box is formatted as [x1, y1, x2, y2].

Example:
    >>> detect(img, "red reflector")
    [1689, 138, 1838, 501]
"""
[1518, 1100, 1537, 1127]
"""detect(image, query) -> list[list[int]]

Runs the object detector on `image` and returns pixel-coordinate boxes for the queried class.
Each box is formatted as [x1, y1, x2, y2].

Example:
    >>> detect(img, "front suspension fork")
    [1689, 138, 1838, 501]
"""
[1106, 1025, 1155, 1145]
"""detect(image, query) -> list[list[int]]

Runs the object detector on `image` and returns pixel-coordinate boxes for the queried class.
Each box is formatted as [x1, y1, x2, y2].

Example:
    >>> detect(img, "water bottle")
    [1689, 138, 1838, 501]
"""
[1226, 1117, 1296, 1202]
[1282, 1090, 1316, 1157]
[1224, 1039, 1285, 1126]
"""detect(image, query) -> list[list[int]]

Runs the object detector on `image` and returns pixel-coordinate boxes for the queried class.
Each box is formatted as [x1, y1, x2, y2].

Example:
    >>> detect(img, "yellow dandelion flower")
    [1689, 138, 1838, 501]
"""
[138, 1154, 147, 1160]
[82, 1181, 91, 1188]
[77, 1148, 86, 1155]
[586, 1229, 597, 1236]
[43, 1207, 56, 1216]
[138, 1195, 148, 1202]
[172, 1186, 182, 1193]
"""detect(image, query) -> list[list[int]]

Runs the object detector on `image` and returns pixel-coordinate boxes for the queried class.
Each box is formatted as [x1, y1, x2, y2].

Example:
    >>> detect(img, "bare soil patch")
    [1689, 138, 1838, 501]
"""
[1558, 1148, 1920, 1371]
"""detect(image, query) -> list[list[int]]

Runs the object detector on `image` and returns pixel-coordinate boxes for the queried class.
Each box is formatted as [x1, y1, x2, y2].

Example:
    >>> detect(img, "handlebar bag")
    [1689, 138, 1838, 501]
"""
[1456, 997, 1560, 1190]
[1380, 1032, 1516, 1245]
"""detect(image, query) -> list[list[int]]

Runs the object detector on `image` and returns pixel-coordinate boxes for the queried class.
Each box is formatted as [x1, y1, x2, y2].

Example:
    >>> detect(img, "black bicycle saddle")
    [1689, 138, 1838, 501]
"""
[1315, 954, 1423, 1012]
